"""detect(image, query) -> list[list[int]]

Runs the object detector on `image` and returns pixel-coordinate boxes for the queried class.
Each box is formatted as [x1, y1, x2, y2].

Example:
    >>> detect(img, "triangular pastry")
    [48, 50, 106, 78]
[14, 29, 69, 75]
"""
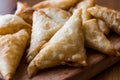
[87, 5, 120, 35]
[33, 0, 80, 10]
[39, 7, 71, 25]
[15, 2, 34, 25]
[74, 0, 95, 22]
[0, 14, 31, 35]
[97, 19, 110, 35]
[27, 9, 87, 77]
[83, 19, 119, 56]
[15, 2, 28, 14]
[27, 9, 69, 62]
[27, 8, 71, 62]
[0, 29, 29, 80]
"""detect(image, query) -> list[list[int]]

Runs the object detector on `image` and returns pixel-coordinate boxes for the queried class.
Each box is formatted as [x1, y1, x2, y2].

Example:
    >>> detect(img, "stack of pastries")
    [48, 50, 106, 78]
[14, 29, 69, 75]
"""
[0, 0, 120, 80]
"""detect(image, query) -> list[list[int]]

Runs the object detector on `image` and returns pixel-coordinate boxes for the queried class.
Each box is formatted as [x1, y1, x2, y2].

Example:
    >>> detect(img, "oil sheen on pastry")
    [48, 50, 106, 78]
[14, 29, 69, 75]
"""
[88, 5, 120, 35]
[0, 14, 31, 35]
[83, 19, 119, 56]
[27, 9, 87, 77]
[0, 29, 29, 80]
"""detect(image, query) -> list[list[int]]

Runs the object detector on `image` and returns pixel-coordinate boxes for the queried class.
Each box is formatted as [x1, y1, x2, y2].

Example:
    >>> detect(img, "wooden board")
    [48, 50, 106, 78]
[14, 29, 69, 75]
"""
[0, 0, 120, 80]
[93, 62, 120, 80]
[7, 32, 119, 80]
[13, 1, 120, 80]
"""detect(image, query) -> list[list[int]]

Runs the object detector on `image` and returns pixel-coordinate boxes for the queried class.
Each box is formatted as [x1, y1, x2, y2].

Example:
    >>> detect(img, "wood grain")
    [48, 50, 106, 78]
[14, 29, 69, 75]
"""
[1, 0, 119, 80]
[9, 32, 120, 80]
[93, 62, 120, 80]
[93, 0, 120, 80]
[17, 0, 120, 80]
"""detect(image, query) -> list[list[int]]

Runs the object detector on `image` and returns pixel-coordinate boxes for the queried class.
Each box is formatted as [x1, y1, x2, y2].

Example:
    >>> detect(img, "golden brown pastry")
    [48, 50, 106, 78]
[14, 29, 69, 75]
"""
[83, 19, 119, 56]
[0, 29, 29, 80]
[27, 8, 71, 62]
[27, 9, 69, 63]
[27, 9, 87, 77]
[15, 2, 28, 14]
[15, 2, 34, 25]
[0, 14, 31, 35]
[27, 8, 71, 63]
[39, 7, 71, 25]
[74, 0, 95, 22]
[97, 19, 110, 35]
[33, 0, 80, 10]
[87, 5, 120, 35]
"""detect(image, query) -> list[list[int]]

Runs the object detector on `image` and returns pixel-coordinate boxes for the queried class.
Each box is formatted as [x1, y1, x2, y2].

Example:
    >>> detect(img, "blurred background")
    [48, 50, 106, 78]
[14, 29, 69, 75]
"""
[0, 0, 120, 14]
[0, 0, 120, 80]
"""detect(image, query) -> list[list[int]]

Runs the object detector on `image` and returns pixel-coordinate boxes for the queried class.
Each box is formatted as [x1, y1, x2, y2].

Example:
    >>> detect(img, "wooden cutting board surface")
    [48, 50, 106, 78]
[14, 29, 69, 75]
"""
[94, 61, 120, 80]
[14, 0, 120, 80]
[9, 32, 120, 80]
[0, 0, 120, 80]
[93, 62, 120, 80]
